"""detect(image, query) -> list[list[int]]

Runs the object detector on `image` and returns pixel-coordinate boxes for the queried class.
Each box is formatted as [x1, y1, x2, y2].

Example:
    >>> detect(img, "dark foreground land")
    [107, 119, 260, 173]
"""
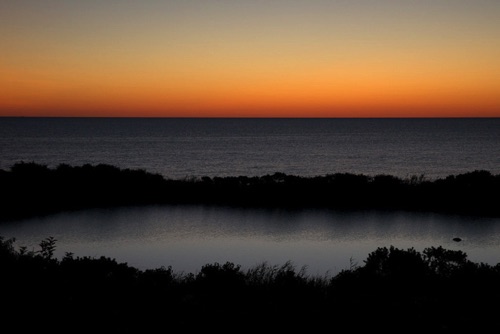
[2, 163, 500, 332]
[2, 236, 499, 333]
[1, 162, 500, 221]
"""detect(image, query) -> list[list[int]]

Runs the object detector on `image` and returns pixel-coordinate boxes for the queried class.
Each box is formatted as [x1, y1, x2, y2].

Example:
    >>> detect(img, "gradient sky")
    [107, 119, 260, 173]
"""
[1, 0, 499, 117]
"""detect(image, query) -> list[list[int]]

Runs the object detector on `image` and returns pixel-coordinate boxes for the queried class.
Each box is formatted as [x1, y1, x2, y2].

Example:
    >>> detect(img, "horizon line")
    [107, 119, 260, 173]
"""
[2, 115, 500, 119]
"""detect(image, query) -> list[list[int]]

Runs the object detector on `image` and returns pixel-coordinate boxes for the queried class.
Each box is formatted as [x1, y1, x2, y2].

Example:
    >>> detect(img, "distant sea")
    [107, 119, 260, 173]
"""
[1, 117, 500, 179]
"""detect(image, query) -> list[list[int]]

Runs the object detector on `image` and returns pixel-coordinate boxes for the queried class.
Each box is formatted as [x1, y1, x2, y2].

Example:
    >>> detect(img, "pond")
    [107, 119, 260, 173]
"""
[1, 205, 499, 276]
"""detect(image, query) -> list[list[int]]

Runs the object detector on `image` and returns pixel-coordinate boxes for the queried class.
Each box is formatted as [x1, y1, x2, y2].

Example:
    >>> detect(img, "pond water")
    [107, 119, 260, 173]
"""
[1, 205, 499, 276]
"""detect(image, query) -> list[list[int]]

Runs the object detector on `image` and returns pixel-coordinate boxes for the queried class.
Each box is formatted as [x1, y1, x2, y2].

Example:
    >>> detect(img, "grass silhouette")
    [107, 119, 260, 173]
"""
[1, 235, 499, 332]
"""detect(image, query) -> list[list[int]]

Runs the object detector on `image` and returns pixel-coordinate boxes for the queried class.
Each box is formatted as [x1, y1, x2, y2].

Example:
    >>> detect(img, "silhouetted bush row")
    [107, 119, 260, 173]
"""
[1, 161, 500, 220]
[1, 235, 499, 332]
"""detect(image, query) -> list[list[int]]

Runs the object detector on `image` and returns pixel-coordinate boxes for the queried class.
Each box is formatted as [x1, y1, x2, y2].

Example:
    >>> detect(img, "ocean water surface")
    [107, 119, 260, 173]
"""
[2, 118, 500, 179]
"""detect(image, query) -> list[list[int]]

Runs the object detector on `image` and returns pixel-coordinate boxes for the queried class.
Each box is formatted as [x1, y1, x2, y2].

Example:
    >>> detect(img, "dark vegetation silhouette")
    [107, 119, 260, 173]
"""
[2, 162, 499, 332]
[1, 161, 500, 221]
[1, 235, 499, 332]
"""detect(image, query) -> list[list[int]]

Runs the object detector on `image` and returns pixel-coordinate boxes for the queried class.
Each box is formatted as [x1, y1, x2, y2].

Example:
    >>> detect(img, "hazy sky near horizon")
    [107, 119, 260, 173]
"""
[1, 0, 500, 117]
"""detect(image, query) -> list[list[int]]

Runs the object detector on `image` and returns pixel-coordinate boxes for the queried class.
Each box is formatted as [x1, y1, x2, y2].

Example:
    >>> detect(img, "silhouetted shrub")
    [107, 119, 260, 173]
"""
[2, 236, 499, 332]
[1, 162, 499, 221]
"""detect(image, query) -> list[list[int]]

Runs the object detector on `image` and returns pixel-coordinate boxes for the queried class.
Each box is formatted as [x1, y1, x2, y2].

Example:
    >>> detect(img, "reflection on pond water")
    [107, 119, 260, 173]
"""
[1, 205, 499, 276]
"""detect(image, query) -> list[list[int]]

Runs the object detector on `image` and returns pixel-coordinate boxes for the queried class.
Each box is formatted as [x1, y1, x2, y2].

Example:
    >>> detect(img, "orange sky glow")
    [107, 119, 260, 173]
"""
[1, 1, 499, 117]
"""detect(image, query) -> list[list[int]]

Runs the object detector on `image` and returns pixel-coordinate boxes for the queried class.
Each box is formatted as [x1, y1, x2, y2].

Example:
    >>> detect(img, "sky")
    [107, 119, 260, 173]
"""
[1, 0, 499, 117]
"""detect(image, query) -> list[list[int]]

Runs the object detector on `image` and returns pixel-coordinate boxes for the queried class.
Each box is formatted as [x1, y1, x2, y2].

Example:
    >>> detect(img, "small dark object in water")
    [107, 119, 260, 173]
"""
[453, 237, 462, 242]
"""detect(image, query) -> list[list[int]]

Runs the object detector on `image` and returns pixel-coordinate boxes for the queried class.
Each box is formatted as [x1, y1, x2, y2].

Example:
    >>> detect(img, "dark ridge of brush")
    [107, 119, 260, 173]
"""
[1, 161, 499, 221]
[1, 235, 499, 332]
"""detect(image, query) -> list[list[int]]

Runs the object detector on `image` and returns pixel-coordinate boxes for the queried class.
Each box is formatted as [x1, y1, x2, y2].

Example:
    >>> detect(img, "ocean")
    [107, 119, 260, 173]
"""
[1, 117, 500, 179]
